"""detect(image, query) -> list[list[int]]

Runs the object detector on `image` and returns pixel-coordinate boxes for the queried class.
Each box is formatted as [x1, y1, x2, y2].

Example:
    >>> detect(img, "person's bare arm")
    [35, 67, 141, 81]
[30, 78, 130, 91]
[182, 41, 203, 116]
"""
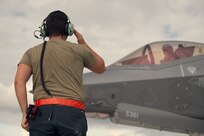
[14, 64, 32, 131]
[74, 29, 106, 74]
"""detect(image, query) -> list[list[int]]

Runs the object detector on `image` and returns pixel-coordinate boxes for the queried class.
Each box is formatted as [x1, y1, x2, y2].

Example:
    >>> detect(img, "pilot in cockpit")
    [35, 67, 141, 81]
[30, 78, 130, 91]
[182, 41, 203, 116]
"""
[161, 44, 178, 63]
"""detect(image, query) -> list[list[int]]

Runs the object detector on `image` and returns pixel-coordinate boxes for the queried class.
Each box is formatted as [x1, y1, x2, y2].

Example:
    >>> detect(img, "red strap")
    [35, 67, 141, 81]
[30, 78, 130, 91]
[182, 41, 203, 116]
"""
[35, 98, 85, 111]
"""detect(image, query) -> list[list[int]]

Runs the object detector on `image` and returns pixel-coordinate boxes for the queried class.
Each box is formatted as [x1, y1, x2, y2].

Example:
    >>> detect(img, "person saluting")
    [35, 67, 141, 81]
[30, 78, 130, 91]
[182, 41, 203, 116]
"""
[14, 10, 105, 136]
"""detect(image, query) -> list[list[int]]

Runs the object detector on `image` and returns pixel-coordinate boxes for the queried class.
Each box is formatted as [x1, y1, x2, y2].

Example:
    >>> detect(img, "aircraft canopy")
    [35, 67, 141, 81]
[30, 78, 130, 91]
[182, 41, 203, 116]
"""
[116, 41, 204, 65]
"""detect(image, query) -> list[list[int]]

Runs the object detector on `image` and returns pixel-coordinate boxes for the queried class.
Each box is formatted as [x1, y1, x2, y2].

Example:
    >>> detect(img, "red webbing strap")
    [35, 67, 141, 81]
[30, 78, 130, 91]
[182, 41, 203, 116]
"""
[35, 98, 85, 111]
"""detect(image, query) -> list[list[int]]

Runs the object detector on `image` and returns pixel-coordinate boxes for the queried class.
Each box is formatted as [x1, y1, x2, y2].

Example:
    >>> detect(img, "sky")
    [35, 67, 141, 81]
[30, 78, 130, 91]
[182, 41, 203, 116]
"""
[0, 0, 204, 135]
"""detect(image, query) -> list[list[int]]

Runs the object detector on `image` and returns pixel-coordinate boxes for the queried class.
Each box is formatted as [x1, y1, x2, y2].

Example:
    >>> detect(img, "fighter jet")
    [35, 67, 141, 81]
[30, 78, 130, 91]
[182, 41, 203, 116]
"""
[83, 41, 204, 136]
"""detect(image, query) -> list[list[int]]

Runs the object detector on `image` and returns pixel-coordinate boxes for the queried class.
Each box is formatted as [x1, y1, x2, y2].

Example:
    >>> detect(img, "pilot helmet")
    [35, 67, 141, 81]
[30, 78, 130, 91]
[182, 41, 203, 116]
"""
[162, 44, 173, 52]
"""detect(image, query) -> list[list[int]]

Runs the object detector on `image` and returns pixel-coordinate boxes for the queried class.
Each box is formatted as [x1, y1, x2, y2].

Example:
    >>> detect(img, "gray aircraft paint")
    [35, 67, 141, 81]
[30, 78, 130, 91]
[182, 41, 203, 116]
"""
[83, 41, 204, 135]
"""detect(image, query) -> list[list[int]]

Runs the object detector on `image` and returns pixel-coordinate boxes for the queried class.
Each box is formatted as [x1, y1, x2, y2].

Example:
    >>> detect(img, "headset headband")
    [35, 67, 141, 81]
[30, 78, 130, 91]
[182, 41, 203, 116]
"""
[36, 12, 74, 39]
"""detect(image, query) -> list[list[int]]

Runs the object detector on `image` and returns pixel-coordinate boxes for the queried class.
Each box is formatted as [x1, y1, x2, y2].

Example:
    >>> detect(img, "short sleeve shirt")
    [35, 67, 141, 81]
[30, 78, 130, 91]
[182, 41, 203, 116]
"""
[19, 39, 96, 102]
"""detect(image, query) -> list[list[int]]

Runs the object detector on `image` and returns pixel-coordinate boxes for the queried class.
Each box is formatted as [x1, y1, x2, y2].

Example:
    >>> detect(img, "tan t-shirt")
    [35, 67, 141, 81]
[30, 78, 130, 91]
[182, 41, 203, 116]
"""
[19, 39, 95, 103]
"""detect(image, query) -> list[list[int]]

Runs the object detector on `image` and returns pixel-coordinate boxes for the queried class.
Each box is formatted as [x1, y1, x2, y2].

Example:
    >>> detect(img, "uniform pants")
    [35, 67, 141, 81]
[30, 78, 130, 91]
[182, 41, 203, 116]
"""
[29, 105, 87, 136]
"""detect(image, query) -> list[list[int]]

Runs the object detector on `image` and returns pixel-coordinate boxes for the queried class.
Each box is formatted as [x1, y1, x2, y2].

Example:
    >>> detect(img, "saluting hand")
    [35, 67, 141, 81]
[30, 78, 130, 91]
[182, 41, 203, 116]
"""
[74, 29, 86, 44]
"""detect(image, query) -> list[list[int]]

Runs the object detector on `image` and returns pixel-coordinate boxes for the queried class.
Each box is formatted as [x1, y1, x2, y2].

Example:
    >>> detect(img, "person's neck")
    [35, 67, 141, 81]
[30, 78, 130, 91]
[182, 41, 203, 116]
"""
[50, 35, 67, 41]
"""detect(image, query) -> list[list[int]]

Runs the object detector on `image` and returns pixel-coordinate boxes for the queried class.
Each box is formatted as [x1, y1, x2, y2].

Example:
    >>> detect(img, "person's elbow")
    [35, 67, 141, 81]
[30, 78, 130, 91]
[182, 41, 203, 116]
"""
[14, 78, 25, 89]
[89, 59, 106, 74]
[97, 63, 106, 74]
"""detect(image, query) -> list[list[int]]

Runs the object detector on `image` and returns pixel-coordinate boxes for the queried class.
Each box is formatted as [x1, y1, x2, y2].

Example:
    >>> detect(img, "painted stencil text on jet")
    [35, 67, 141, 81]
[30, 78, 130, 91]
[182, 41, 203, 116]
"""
[126, 110, 139, 118]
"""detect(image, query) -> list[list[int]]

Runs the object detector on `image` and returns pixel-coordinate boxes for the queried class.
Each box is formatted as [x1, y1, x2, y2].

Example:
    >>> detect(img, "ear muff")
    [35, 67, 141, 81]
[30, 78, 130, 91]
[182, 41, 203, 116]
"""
[40, 19, 48, 38]
[65, 20, 74, 36]
[39, 16, 74, 38]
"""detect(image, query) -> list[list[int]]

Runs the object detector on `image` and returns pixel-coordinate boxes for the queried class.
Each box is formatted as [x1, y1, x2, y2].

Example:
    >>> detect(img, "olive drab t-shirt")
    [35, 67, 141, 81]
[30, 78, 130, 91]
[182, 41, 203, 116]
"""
[19, 39, 96, 103]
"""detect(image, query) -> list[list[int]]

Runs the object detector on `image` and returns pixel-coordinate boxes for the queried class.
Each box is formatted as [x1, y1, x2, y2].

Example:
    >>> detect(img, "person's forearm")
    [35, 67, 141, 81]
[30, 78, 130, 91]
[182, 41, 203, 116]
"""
[74, 30, 106, 73]
[84, 42, 105, 72]
[76, 33, 101, 57]
[14, 81, 28, 116]
[82, 41, 105, 64]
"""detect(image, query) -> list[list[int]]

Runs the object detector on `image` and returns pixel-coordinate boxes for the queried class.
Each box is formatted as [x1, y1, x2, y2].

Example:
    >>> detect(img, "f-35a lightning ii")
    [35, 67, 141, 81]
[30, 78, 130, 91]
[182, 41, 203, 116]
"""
[83, 41, 204, 136]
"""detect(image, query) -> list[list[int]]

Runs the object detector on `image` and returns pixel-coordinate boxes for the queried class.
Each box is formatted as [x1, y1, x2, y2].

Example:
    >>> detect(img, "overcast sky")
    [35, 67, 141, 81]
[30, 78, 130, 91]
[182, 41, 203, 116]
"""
[1, 0, 204, 135]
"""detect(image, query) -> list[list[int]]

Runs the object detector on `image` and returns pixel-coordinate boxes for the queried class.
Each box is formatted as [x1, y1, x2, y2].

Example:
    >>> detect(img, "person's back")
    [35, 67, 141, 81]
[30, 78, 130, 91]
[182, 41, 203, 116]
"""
[27, 39, 95, 102]
[14, 10, 105, 136]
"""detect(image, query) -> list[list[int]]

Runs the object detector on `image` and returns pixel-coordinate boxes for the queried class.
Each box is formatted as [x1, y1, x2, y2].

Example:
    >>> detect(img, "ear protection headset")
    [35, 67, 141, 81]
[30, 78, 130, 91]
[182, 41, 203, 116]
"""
[39, 15, 74, 38]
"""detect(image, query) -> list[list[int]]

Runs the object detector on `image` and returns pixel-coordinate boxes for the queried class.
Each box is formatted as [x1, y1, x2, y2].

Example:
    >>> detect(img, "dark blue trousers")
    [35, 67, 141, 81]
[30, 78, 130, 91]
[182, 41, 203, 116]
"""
[29, 105, 87, 136]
